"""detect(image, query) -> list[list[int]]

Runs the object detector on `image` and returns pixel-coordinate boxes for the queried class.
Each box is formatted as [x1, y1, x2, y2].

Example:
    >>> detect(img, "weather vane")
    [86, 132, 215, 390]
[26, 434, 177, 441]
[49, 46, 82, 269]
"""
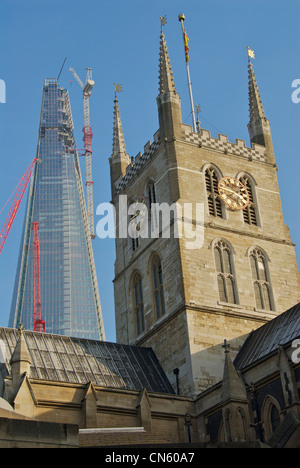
[195, 104, 201, 133]
[247, 46, 255, 62]
[114, 83, 123, 98]
[160, 15, 167, 33]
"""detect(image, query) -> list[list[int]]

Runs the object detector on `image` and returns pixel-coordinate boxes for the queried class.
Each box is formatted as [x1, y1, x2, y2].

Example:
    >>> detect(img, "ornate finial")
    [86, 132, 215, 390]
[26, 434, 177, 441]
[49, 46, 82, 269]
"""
[247, 46, 255, 62]
[222, 339, 230, 354]
[114, 83, 123, 99]
[18, 323, 25, 334]
[160, 15, 167, 33]
[195, 104, 201, 133]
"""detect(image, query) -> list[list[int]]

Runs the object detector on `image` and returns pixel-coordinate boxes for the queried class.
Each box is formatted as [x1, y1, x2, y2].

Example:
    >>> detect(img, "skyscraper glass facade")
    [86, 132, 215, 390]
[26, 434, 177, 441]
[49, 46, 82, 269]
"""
[9, 79, 105, 341]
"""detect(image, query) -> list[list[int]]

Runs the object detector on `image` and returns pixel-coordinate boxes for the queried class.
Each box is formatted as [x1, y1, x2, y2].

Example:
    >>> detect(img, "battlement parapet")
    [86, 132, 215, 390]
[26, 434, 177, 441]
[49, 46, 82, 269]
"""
[181, 124, 266, 163]
[114, 124, 267, 195]
[115, 133, 161, 194]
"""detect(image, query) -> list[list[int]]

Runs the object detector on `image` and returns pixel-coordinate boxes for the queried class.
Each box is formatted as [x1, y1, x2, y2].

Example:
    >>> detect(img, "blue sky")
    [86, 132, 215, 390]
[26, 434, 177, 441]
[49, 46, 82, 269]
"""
[0, 0, 299, 342]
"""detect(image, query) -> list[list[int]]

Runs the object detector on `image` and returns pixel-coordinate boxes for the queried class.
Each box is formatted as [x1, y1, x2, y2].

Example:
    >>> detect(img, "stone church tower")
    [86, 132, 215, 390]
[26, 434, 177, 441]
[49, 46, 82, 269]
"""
[109, 28, 300, 396]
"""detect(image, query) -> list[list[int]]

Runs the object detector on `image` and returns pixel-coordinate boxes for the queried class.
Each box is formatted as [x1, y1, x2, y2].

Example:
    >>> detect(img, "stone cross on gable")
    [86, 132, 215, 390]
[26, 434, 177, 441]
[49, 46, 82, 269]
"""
[222, 339, 230, 354]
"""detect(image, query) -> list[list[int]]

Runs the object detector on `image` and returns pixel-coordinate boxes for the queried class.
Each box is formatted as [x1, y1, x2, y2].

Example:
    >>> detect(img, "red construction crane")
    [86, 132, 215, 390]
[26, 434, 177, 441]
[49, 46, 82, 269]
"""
[0, 158, 37, 254]
[31, 222, 45, 333]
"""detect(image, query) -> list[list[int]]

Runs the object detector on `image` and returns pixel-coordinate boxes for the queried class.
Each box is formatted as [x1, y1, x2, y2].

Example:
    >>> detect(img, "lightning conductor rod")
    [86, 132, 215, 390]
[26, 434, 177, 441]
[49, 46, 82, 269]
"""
[57, 57, 67, 82]
[178, 14, 197, 133]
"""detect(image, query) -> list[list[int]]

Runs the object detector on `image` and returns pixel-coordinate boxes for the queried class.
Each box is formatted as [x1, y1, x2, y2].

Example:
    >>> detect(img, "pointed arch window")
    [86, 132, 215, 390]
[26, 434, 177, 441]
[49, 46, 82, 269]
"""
[133, 273, 145, 335]
[262, 396, 282, 441]
[131, 235, 140, 252]
[214, 240, 237, 304]
[239, 175, 257, 226]
[129, 199, 140, 252]
[205, 167, 223, 218]
[147, 180, 158, 231]
[270, 404, 281, 434]
[250, 249, 273, 310]
[148, 180, 157, 206]
[152, 256, 165, 319]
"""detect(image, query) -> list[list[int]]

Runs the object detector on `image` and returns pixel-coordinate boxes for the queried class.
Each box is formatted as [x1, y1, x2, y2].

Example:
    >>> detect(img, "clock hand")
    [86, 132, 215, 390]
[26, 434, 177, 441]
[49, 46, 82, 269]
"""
[221, 187, 246, 200]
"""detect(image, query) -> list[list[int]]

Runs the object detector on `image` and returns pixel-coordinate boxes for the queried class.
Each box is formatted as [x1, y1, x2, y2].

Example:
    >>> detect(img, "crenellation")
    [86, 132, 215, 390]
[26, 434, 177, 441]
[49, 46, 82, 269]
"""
[115, 140, 161, 194]
[218, 134, 228, 143]
[235, 138, 246, 147]
[182, 126, 266, 162]
[114, 125, 267, 195]
[144, 140, 151, 153]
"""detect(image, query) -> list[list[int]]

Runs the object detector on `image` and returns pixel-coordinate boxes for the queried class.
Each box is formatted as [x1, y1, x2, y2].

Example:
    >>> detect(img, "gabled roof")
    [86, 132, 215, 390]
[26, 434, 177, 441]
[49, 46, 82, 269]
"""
[234, 303, 300, 370]
[0, 328, 174, 395]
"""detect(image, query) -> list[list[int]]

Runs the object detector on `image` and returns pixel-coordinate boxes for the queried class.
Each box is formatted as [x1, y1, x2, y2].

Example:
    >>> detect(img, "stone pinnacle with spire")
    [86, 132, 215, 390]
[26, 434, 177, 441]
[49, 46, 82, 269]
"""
[157, 26, 182, 140]
[109, 86, 130, 198]
[247, 50, 275, 163]
[221, 339, 247, 403]
[112, 87, 129, 160]
[248, 60, 266, 123]
[158, 31, 177, 96]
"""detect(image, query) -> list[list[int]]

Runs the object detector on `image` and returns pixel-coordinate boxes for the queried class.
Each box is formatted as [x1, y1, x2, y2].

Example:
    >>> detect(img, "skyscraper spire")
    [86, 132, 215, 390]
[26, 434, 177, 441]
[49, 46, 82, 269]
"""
[247, 49, 275, 163]
[9, 79, 105, 341]
[110, 85, 130, 198]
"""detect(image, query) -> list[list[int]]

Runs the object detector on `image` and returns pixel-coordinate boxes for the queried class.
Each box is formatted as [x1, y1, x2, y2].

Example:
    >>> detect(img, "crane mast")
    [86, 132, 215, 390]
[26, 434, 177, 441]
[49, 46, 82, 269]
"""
[0, 159, 37, 255]
[69, 67, 96, 239]
[32, 222, 45, 333]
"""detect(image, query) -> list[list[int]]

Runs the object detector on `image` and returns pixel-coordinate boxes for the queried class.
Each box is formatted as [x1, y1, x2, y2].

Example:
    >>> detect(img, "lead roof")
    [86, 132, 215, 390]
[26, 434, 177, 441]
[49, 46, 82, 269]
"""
[0, 328, 174, 395]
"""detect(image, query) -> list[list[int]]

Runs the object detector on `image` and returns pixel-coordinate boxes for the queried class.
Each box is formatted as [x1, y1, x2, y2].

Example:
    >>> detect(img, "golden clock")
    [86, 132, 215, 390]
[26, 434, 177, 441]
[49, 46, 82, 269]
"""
[218, 177, 249, 211]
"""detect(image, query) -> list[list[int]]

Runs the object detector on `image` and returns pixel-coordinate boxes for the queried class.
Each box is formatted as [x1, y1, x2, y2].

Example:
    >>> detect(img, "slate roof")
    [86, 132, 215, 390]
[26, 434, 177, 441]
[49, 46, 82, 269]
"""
[234, 302, 300, 370]
[0, 328, 174, 395]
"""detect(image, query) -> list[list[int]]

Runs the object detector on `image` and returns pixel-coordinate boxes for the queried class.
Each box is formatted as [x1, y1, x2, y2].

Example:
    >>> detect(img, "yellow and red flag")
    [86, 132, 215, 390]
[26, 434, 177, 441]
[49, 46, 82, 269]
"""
[184, 32, 190, 63]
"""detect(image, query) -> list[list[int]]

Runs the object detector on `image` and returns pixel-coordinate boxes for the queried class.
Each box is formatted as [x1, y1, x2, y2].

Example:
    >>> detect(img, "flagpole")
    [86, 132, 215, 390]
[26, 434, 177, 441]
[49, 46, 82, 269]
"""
[179, 13, 197, 133]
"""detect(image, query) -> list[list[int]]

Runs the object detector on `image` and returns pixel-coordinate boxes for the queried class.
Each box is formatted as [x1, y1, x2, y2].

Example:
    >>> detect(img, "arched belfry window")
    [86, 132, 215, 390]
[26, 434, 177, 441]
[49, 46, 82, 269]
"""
[152, 256, 165, 319]
[148, 180, 157, 206]
[205, 166, 223, 218]
[239, 175, 258, 226]
[147, 180, 157, 231]
[249, 248, 273, 310]
[214, 240, 238, 304]
[133, 273, 145, 335]
[128, 198, 140, 252]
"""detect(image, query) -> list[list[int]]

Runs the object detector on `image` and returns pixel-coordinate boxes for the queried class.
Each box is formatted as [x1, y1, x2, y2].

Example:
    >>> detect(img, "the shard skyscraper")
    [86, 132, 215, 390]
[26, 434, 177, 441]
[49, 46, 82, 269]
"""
[9, 78, 105, 341]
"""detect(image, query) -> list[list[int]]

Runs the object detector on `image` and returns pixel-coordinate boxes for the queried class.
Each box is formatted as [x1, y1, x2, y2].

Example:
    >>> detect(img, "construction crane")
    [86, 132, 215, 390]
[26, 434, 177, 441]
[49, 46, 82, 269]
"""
[69, 66, 96, 239]
[31, 222, 45, 333]
[0, 159, 37, 255]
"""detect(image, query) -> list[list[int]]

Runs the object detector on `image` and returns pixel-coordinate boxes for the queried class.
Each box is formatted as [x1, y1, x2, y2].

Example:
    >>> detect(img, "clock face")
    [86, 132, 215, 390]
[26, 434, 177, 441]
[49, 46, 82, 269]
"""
[218, 177, 250, 211]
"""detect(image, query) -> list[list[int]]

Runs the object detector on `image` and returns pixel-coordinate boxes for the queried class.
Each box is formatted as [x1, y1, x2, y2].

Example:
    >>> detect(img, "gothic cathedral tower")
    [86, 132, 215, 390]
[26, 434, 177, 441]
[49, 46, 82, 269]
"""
[110, 29, 300, 396]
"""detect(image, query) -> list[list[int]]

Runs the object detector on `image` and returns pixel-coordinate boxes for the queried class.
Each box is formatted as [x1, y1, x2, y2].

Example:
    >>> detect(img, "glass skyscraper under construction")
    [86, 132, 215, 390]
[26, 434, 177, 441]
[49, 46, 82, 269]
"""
[9, 79, 105, 341]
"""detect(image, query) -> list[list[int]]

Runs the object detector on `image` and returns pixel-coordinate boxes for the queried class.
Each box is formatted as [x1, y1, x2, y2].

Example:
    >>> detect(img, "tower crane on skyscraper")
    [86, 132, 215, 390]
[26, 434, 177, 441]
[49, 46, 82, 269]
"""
[69, 67, 96, 239]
